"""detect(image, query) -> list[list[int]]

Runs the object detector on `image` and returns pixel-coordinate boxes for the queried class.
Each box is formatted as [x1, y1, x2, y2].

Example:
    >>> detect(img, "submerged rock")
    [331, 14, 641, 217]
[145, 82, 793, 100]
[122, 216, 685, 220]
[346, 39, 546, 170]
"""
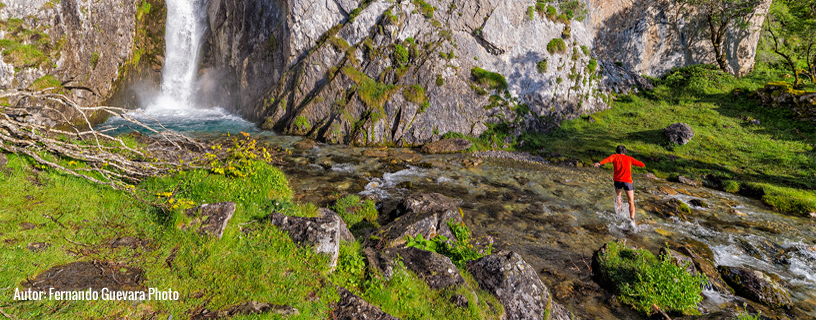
[466, 251, 570, 320]
[333, 287, 401, 320]
[420, 138, 472, 154]
[378, 193, 462, 247]
[262, 209, 353, 269]
[664, 123, 695, 145]
[717, 265, 792, 307]
[185, 202, 236, 239]
[676, 246, 731, 294]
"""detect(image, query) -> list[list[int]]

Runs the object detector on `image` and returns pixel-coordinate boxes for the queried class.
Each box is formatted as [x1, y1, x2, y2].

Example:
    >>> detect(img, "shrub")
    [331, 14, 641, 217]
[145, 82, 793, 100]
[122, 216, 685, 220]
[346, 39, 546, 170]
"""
[587, 58, 598, 74]
[394, 44, 409, 66]
[556, 13, 570, 24]
[595, 241, 707, 316]
[545, 5, 557, 20]
[536, 60, 548, 74]
[581, 45, 590, 55]
[722, 180, 740, 193]
[407, 219, 492, 268]
[547, 38, 567, 54]
[657, 64, 736, 96]
[470, 67, 508, 91]
[558, 0, 587, 21]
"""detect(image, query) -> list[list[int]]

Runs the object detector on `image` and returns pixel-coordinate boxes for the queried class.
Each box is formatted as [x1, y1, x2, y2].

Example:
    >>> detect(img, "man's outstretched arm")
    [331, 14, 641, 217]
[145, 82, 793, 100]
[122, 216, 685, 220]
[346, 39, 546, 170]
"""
[594, 155, 615, 168]
[632, 158, 645, 167]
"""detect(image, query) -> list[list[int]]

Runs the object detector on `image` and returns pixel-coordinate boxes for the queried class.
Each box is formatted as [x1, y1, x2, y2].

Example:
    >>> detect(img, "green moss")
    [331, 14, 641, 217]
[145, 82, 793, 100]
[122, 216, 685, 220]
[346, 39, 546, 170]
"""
[558, 0, 587, 22]
[595, 241, 706, 316]
[436, 74, 445, 86]
[293, 115, 311, 133]
[580, 45, 590, 55]
[556, 13, 569, 24]
[413, 0, 435, 18]
[329, 36, 351, 51]
[342, 66, 398, 113]
[587, 58, 598, 74]
[136, 0, 151, 21]
[91, 51, 99, 69]
[470, 67, 508, 91]
[394, 44, 409, 66]
[536, 60, 547, 74]
[29, 75, 62, 91]
[547, 38, 567, 54]
[527, 6, 535, 20]
[403, 84, 428, 105]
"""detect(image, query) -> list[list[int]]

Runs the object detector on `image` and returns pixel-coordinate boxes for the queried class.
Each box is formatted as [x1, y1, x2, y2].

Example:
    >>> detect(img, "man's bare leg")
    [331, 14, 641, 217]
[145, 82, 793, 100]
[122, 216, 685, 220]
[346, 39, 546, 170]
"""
[626, 190, 636, 221]
[615, 188, 623, 213]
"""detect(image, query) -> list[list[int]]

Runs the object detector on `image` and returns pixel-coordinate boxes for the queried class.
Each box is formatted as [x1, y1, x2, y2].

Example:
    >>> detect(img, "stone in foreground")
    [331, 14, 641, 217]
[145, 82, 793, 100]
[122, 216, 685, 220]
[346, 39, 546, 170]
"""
[25, 261, 144, 292]
[420, 138, 472, 154]
[384, 247, 465, 290]
[466, 251, 571, 320]
[378, 193, 463, 247]
[185, 202, 236, 239]
[333, 287, 401, 320]
[664, 123, 695, 145]
[718, 266, 792, 308]
[262, 209, 353, 269]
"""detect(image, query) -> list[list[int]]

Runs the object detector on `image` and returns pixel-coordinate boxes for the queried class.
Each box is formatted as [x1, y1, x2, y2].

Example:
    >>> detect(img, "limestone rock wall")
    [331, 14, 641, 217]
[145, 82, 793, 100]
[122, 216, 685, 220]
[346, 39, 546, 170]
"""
[202, 0, 770, 146]
[0, 0, 165, 123]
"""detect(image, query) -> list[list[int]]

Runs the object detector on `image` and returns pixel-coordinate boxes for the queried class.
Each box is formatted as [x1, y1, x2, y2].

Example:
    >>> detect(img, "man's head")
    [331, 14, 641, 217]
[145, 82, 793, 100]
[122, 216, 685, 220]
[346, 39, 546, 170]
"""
[616, 145, 627, 154]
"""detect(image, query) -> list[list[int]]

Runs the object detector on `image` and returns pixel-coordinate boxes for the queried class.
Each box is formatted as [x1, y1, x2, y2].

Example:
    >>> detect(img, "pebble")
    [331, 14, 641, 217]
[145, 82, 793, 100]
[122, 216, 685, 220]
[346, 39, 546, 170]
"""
[473, 151, 549, 164]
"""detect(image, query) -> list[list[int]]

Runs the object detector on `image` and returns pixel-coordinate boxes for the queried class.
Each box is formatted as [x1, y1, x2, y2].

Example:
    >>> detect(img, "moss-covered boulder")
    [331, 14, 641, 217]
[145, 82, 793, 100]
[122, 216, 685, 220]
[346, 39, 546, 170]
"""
[757, 82, 816, 124]
[717, 266, 792, 308]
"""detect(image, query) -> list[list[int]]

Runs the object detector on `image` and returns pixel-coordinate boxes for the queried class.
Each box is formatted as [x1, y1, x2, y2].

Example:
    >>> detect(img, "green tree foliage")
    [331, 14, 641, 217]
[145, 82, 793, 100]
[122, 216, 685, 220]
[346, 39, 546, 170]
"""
[764, 0, 816, 86]
[677, 0, 763, 73]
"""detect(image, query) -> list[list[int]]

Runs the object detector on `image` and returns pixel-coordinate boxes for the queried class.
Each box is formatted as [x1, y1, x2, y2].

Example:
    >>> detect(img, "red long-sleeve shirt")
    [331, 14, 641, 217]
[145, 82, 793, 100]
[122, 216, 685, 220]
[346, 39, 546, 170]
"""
[600, 154, 645, 183]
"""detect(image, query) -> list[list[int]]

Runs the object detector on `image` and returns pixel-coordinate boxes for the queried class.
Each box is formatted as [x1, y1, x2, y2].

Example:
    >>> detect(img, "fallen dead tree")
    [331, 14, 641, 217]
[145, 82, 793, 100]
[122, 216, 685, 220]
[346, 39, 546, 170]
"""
[0, 89, 270, 191]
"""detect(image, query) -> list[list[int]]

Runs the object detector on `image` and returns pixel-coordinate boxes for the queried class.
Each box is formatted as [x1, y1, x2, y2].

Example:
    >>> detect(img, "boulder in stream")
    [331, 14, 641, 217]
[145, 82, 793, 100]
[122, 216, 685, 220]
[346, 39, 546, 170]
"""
[420, 138, 472, 154]
[377, 193, 462, 247]
[261, 209, 353, 269]
[675, 246, 731, 294]
[466, 251, 571, 320]
[383, 247, 465, 290]
[717, 265, 792, 308]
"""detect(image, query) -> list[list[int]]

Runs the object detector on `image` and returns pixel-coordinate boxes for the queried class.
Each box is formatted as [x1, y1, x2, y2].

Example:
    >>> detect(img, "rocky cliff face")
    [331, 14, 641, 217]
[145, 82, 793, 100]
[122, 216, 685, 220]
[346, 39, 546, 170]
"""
[0, 0, 165, 124]
[202, 0, 768, 146]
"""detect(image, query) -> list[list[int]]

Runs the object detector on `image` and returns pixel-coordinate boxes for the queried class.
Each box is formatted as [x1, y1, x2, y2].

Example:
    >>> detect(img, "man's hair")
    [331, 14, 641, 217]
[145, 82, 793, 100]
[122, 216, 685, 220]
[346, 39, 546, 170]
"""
[616, 145, 626, 154]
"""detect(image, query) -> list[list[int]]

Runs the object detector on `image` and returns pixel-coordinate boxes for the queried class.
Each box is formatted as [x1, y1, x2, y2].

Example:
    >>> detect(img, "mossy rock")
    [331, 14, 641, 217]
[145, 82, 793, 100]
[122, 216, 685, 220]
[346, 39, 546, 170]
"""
[718, 266, 792, 308]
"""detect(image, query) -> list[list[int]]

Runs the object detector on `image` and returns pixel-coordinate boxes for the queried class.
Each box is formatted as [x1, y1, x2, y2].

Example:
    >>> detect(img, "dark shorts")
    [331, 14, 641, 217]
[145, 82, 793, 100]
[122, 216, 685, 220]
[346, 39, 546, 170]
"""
[614, 181, 633, 191]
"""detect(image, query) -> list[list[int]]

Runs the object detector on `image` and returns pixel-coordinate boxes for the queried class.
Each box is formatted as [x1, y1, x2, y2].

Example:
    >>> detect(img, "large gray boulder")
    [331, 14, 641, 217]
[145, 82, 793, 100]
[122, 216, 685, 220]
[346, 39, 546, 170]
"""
[383, 247, 465, 290]
[262, 209, 354, 269]
[718, 266, 792, 308]
[333, 287, 401, 320]
[377, 193, 462, 247]
[466, 251, 570, 320]
[664, 123, 695, 145]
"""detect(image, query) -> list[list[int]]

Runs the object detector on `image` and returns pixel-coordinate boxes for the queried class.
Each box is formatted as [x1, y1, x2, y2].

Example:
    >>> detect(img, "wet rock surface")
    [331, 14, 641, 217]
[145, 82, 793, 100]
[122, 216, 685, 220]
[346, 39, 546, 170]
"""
[378, 193, 462, 247]
[466, 251, 569, 320]
[261, 209, 353, 269]
[185, 202, 236, 239]
[333, 287, 401, 320]
[664, 123, 695, 145]
[420, 138, 472, 154]
[718, 265, 792, 307]
[25, 261, 144, 292]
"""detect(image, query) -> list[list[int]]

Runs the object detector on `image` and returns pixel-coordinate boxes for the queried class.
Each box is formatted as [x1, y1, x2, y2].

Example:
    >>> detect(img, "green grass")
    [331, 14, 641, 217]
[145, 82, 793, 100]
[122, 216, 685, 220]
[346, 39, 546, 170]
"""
[547, 38, 566, 54]
[342, 66, 398, 116]
[402, 84, 428, 106]
[394, 44, 409, 66]
[595, 241, 706, 316]
[470, 67, 508, 92]
[0, 153, 503, 319]
[512, 64, 816, 216]
[28, 75, 61, 91]
[330, 194, 378, 234]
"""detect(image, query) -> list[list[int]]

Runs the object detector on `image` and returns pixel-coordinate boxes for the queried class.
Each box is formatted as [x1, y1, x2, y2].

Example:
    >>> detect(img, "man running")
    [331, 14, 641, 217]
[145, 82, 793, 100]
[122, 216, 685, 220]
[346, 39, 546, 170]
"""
[594, 145, 645, 222]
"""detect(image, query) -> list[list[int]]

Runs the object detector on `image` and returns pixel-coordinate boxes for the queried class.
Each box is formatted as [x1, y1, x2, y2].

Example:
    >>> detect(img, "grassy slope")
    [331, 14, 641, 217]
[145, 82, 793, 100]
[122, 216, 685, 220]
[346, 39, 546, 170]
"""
[0, 156, 501, 319]
[463, 65, 816, 216]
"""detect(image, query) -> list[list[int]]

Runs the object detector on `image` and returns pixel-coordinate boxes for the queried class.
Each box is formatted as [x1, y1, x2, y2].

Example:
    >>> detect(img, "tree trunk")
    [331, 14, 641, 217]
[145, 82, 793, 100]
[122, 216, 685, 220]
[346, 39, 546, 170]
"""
[767, 24, 800, 87]
[807, 43, 816, 83]
[708, 15, 730, 73]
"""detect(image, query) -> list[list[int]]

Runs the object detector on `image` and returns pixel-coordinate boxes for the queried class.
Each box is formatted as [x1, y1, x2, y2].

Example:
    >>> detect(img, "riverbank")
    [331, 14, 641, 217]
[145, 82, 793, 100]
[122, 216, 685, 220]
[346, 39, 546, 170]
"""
[452, 65, 816, 217]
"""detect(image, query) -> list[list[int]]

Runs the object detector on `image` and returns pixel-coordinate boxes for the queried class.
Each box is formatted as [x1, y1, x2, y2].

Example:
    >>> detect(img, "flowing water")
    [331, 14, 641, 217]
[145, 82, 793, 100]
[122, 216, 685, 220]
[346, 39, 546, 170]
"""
[260, 135, 816, 319]
[94, 0, 816, 318]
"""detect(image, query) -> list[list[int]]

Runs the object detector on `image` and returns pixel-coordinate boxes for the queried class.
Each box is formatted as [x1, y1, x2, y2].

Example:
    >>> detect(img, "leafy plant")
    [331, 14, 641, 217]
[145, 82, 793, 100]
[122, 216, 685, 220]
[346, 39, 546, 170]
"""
[734, 302, 761, 320]
[394, 44, 409, 66]
[406, 219, 492, 268]
[206, 132, 276, 177]
[547, 38, 567, 54]
[537, 60, 548, 73]
[436, 74, 445, 86]
[331, 194, 378, 230]
[528, 6, 535, 20]
[471, 67, 508, 91]
[595, 241, 707, 316]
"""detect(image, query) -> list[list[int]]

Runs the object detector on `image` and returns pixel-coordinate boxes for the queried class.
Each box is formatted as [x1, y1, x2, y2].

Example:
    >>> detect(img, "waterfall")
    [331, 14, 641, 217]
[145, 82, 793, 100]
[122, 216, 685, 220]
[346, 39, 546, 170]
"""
[151, 0, 208, 111]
